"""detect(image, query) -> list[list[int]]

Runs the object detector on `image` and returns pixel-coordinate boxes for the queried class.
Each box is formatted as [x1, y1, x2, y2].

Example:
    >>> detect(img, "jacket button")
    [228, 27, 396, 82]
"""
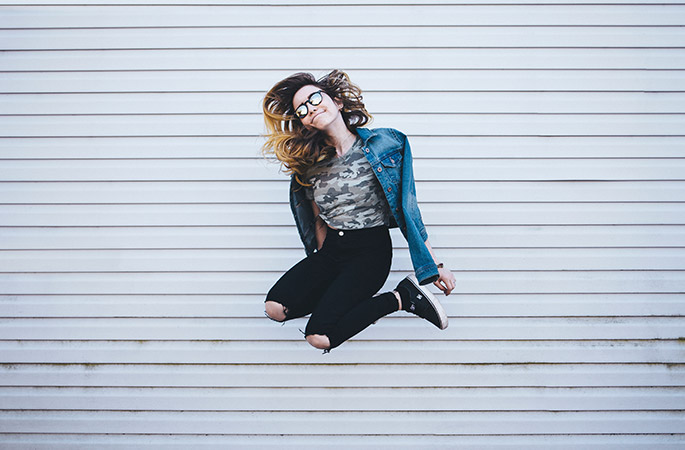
[387, 187, 392, 192]
[377, 167, 382, 172]
[364, 148, 370, 153]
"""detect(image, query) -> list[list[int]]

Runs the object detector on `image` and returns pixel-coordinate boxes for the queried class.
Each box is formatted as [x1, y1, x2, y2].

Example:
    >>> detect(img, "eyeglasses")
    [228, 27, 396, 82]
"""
[294, 90, 324, 119]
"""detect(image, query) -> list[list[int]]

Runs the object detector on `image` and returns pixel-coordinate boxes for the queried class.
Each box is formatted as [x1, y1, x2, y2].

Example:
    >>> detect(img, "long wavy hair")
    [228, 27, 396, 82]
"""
[261, 70, 372, 186]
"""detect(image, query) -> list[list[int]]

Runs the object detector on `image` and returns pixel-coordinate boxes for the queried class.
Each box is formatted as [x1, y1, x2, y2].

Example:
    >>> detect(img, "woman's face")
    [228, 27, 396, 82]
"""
[292, 84, 343, 131]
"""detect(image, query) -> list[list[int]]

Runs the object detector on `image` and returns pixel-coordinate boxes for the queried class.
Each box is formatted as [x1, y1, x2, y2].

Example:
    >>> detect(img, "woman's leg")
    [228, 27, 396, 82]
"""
[264, 250, 337, 322]
[318, 291, 399, 349]
[304, 229, 394, 350]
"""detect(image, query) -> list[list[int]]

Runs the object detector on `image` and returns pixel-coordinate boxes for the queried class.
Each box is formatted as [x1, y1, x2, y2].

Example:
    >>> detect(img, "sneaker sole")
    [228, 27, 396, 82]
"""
[406, 274, 449, 330]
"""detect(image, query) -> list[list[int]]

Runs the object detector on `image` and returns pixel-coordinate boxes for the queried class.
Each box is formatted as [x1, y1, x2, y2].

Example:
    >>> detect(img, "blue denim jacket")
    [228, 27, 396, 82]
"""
[289, 127, 439, 285]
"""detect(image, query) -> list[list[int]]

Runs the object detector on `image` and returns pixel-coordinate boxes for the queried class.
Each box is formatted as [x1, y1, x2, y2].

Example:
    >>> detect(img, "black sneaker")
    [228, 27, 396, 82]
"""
[396, 274, 449, 330]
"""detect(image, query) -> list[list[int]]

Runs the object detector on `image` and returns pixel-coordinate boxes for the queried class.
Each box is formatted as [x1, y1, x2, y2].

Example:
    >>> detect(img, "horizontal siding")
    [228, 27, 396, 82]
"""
[3, 159, 685, 181]
[4, 49, 685, 71]
[2, 5, 684, 27]
[2, 204, 683, 226]
[0, 411, 683, 434]
[0, 435, 683, 450]
[2, 136, 684, 158]
[3, 386, 685, 411]
[1, 1, 684, 448]
[7, 92, 685, 114]
[3, 70, 685, 93]
[2, 182, 685, 204]
[2, 115, 685, 137]
[1, 317, 684, 340]
[2, 272, 683, 296]
[5, 27, 685, 49]
[2, 294, 684, 317]
[2, 340, 682, 364]
[4, 248, 685, 271]
[2, 363, 684, 387]
[1, 226, 684, 249]
[4, 181, 685, 202]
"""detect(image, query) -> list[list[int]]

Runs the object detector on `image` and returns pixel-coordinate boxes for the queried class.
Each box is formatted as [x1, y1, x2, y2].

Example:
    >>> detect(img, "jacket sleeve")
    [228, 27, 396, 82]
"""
[289, 176, 318, 256]
[399, 133, 439, 285]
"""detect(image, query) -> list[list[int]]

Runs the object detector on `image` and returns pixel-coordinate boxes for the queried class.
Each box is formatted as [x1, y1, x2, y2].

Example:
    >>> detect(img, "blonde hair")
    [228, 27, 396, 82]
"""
[261, 70, 372, 186]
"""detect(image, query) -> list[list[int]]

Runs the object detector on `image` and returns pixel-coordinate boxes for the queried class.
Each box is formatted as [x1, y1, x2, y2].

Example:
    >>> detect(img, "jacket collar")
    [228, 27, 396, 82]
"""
[355, 127, 376, 146]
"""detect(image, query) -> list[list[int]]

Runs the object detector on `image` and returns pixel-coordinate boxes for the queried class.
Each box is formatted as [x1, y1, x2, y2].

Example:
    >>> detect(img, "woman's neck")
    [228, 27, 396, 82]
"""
[325, 120, 356, 157]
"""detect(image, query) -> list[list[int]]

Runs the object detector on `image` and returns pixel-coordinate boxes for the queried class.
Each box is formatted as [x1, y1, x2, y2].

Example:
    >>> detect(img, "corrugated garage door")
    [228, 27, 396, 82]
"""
[1, 1, 684, 448]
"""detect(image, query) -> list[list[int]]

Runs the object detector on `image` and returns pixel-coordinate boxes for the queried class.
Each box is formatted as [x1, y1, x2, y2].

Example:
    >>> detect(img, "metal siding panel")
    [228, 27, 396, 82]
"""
[1, 317, 684, 341]
[3, 158, 685, 181]
[3, 136, 684, 158]
[2, 363, 684, 388]
[2, 294, 685, 318]
[2, 203, 683, 226]
[1, 434, 685, 449]
[4, 248, 685, 272]
[3, 181, 685, 204]
[5, 27, 685, 50]
[1, 271, 684, 295]
[5, 91, 685, 114]
[3, 114, 685, 137]
[4, 70, 685, 93]
[1, 340, 682, 364]
[2, 5, 685, 27]
[3, 386, 685, 411]
[0, 410, 684, 435]
[1, 225, 684, 249]
[2, 48, 685, 71]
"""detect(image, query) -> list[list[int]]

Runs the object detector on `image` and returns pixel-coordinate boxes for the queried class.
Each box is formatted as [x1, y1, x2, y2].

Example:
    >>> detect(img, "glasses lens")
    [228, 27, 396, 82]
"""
[309, 91, 323, 106]
[294, 104, 308, 119]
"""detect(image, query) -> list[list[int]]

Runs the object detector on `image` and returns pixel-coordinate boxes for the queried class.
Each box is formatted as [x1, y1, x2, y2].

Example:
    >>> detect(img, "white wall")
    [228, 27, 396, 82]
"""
[1, 1, 684, 448]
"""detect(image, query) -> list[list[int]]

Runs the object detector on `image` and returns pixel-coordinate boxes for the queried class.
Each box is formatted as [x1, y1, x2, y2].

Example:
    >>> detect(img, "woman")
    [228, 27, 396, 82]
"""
[261, 70, 456, 352]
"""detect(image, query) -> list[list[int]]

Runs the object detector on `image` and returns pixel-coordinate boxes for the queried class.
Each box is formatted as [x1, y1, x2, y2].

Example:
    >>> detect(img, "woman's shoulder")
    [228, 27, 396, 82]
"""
[357, 127, 407, 145]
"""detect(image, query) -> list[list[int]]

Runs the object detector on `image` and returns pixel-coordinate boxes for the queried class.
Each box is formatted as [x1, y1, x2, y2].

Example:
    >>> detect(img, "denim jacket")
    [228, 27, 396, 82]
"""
[289, 127, 439, 285]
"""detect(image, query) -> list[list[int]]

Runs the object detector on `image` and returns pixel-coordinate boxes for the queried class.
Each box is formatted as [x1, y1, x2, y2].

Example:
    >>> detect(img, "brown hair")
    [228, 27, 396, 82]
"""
[261, 70, 372, 186]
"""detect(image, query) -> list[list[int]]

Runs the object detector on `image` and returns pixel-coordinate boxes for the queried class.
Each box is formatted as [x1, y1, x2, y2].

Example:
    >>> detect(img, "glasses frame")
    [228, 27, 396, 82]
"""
[294, 90, 324, 120]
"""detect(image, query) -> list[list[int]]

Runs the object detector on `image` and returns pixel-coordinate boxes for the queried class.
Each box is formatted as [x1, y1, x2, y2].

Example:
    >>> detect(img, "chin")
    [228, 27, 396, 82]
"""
[312, 112, 338, 128]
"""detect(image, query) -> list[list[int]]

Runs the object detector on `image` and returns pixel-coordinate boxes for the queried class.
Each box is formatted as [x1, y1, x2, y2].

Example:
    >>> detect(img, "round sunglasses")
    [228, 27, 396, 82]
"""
[294, 90, 324, 119]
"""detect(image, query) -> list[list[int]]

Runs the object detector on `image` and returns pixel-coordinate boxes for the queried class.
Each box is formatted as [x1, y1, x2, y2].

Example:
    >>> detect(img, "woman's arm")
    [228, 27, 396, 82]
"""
[424, 239, 456, 296]
[312, 200, 327, 250]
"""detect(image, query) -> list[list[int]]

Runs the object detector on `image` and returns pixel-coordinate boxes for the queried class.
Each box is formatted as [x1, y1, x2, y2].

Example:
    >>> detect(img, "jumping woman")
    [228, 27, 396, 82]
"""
[261, 70, 456, 352]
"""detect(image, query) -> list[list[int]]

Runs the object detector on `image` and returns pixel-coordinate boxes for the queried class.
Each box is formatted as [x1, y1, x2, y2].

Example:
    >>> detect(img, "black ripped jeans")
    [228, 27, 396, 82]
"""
[265, 225, 399, 350]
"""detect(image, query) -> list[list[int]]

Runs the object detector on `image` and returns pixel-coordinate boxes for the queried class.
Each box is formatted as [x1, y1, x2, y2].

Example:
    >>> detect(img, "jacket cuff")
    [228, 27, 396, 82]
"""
[415, 263, 439, 286]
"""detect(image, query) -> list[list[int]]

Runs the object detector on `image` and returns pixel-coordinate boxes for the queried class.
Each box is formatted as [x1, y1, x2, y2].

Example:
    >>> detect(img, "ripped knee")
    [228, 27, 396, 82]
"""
[265, 301, 287, 322]
[305, 334, 330, 350]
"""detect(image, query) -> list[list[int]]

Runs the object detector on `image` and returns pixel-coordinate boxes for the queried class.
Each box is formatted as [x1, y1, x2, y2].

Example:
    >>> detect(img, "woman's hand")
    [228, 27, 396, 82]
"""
[423, 239, 456, 296]
[434, 266, 456, 296]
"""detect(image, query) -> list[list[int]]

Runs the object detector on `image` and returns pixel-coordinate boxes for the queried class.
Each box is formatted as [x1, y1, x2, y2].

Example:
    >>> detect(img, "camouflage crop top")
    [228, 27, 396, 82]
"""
[305, 137, 392, 230]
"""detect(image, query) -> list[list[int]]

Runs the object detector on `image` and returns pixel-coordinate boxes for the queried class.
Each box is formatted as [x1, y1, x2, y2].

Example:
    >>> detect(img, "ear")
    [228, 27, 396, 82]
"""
[333, 97, 344, 110]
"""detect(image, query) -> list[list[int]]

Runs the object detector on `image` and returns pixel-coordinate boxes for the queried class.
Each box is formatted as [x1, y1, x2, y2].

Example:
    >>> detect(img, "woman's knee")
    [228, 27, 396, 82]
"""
[265, 301, 287, 322]
[306, 334, 330, 350]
